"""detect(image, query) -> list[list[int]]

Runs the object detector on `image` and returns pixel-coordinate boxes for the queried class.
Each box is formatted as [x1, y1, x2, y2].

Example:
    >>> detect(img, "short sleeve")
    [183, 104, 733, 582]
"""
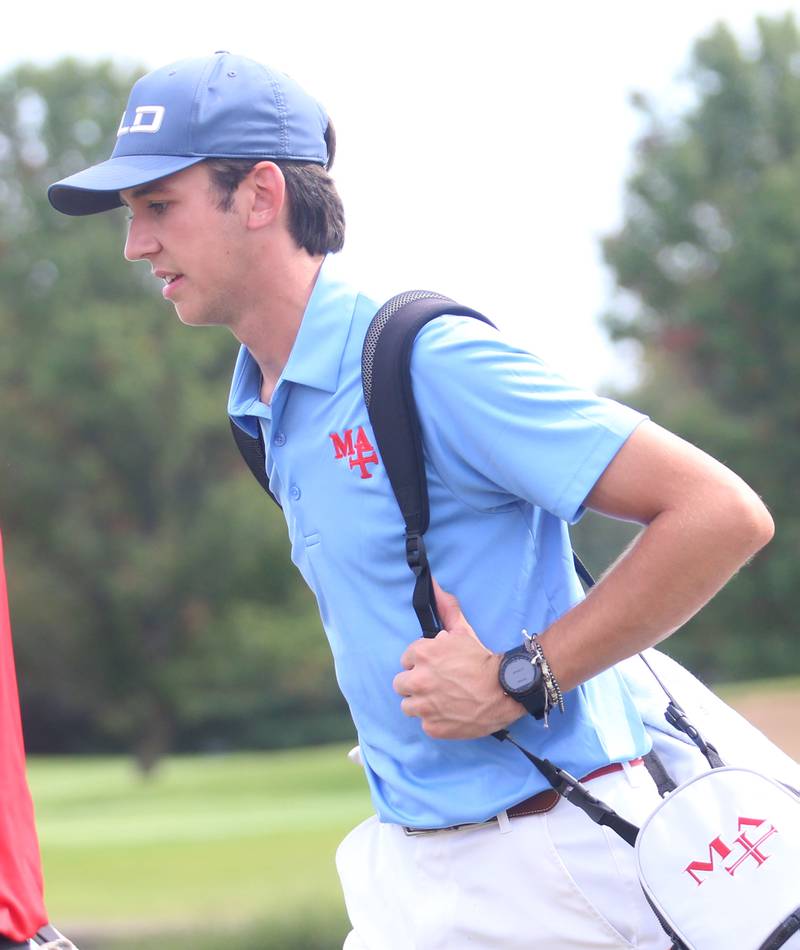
[409, 316, 647, 522]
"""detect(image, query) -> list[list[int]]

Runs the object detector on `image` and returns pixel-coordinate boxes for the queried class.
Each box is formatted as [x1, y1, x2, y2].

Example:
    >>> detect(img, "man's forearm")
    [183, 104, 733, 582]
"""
[394, 422, 775, 739]
[541, 460, 774, 694]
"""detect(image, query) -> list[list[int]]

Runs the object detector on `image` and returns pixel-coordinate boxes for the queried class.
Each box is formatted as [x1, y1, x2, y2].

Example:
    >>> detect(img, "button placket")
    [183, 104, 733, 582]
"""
[270, 387, 304, 508]
[267, 387, 289, 503]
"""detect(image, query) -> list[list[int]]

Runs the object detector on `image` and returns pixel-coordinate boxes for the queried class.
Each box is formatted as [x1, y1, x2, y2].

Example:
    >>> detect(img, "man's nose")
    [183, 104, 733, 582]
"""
[124, 216, 160, 261]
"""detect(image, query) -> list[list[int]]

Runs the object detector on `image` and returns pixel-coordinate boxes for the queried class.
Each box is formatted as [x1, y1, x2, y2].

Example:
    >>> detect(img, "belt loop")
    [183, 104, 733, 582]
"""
[622, 758, 644, 787]
[496, 809, 512, 835]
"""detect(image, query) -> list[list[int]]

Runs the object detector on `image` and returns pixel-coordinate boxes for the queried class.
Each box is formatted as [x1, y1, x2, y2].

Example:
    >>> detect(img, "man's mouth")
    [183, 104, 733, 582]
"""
[158, 273, 185, 299]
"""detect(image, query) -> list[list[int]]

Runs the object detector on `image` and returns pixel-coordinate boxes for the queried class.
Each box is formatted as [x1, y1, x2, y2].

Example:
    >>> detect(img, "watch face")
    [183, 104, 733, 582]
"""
[503, 655, 536, 693]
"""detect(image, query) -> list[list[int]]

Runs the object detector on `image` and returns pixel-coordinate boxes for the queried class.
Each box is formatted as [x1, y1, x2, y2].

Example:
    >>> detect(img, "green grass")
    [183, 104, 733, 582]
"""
[27, 745, 373, 945]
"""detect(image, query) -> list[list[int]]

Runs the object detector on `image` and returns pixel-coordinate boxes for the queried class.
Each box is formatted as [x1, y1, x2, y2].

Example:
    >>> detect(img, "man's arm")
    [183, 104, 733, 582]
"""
[392, 420, 775, 739]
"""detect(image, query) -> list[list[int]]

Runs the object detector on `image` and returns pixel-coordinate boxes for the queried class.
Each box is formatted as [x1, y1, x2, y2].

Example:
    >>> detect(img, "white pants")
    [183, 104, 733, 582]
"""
[336, 763, 671, 950]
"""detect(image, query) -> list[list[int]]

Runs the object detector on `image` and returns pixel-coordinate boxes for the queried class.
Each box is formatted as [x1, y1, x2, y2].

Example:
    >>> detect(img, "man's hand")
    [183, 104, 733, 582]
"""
[392, 580, 524, 739]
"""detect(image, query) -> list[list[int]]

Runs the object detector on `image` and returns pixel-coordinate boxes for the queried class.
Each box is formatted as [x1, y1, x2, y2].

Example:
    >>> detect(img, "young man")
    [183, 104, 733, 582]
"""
[48, 53, 774, 949]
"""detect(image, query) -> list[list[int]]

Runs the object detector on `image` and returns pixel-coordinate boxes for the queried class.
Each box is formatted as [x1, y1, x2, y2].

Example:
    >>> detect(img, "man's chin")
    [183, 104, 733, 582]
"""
[175, 307, 193, 326]
[174, 305, 225, 328]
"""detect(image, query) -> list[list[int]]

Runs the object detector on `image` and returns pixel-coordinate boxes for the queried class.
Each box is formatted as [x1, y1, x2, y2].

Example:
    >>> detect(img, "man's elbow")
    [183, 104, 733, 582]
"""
[719, 482, 774, 559]
[747, 496, 775, 553]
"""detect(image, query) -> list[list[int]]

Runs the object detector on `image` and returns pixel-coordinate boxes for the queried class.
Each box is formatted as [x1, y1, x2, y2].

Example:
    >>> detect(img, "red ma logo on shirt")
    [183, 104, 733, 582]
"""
[329, 426, 380, 479]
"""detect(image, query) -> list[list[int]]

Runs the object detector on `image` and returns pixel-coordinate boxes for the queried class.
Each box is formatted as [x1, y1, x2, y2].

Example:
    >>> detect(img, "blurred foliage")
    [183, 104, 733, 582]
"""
[596, 13, 800, 681]
[0, 60, 351, 767]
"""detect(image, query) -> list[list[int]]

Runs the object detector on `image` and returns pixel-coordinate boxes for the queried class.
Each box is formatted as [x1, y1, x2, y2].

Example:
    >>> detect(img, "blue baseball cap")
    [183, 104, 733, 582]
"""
[48, 52, 329, 216]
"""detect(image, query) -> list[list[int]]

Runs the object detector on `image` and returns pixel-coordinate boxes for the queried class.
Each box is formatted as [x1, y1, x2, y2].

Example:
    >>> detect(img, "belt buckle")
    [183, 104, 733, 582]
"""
[403, 817, 496, 837]
[403, 825, 438, 837]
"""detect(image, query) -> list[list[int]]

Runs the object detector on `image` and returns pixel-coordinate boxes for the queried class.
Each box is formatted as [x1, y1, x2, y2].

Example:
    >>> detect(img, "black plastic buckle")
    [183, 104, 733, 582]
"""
[552, 768, 581, 799]
[665, 702, 700, 741]
[405, 531, 427, 575]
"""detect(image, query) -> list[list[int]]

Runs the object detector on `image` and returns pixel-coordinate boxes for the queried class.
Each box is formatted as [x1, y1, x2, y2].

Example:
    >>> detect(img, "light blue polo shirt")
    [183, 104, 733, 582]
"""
[229, 256, 651, 828]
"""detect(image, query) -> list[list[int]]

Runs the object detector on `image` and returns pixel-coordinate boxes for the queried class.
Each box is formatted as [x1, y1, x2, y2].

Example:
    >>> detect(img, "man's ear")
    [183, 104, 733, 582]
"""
[246, 161, 286, 230]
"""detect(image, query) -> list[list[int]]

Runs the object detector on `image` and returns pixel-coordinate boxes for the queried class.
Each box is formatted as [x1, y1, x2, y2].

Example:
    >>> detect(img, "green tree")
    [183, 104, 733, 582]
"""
[0, 60, 350, 768]
[600, 14, 800, 681]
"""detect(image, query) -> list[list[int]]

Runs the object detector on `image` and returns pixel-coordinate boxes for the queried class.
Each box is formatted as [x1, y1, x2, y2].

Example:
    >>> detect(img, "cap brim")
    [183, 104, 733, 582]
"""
[48, 154, 206, 216]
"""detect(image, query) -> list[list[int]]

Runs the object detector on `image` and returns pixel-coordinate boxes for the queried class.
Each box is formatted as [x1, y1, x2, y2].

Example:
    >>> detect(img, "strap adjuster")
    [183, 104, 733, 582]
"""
[405, 531, 427, 575]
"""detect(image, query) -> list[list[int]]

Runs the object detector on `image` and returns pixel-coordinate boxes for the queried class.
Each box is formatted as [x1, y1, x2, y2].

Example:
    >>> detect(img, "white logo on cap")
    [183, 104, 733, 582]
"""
[117, 105, 165, 137]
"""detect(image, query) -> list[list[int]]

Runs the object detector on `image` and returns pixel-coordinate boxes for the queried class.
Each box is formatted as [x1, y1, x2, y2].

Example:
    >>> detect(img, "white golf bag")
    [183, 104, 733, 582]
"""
[615, 649, 800, 950]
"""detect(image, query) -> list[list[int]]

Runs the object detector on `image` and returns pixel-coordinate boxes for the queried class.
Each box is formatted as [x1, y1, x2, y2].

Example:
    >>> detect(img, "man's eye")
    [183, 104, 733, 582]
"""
[148, 202, 168, 215]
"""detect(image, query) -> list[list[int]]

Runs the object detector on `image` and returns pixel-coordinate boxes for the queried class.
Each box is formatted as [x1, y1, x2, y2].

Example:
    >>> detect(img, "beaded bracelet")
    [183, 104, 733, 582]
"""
[522, 629, 565, 724]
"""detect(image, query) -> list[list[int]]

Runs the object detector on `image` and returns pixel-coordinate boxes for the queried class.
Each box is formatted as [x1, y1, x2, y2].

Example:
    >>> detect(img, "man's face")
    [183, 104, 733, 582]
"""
[121, 163, 250, 327]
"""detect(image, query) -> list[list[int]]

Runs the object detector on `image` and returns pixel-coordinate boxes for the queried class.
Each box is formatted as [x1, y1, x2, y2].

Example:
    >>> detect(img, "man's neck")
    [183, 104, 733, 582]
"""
[231, 250, 325, 404]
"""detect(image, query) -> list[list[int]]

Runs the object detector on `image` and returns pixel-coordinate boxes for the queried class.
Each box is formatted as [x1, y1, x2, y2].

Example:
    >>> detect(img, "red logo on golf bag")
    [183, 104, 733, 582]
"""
[330, 426, 379, 479]
[685, 816, 778, 885]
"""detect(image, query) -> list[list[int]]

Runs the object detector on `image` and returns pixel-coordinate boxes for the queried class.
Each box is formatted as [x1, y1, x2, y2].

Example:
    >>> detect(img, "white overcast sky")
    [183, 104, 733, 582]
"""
[3, 0, 799, 389]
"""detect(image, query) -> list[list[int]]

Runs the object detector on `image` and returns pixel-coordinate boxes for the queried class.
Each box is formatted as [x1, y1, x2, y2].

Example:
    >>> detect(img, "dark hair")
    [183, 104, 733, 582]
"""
[206, 121, 345, 255]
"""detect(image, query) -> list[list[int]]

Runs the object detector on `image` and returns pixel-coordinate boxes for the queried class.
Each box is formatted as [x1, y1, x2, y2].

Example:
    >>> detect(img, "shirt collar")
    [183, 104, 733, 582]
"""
[228, 255, 358, 433]
[281, 254, 358, 392]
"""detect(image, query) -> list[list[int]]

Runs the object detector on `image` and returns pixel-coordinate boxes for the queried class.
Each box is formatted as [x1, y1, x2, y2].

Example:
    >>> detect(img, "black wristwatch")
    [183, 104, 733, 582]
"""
[498, 645, 547, 720]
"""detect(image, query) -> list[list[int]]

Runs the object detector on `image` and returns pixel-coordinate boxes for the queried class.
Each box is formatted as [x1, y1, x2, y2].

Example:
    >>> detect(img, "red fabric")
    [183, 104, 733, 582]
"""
[0, 530, 47, 941]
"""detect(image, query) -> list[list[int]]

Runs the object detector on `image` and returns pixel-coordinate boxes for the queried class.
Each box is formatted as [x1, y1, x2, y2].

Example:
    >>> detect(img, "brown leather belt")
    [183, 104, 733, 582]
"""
[403, 757, 645, 835]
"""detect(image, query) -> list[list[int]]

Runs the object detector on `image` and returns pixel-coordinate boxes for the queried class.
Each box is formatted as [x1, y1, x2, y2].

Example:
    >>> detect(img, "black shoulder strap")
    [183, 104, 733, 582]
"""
[227, 292, 607, 651]
[227, 294, 601, 659]
[362, 291, 495, 636]
[361, 289, 595, 636]
[229, 418, 281, 508]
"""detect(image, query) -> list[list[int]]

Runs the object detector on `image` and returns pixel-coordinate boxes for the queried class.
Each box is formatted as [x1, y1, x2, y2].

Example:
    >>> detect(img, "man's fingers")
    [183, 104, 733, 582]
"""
[431, 577, 462, 629]
[393, 670, 411, 697]
[399, 640, 420, 671]
[432, 577, 482, 642]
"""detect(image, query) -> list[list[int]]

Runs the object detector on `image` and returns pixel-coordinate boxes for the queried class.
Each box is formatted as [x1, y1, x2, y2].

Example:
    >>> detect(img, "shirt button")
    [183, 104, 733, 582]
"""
[289, 485, 301, 501]
[274, 431, 286, 446]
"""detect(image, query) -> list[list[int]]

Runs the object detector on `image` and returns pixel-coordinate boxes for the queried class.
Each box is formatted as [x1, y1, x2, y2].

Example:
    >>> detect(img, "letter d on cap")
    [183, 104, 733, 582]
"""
[117, 105, 165, 137]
